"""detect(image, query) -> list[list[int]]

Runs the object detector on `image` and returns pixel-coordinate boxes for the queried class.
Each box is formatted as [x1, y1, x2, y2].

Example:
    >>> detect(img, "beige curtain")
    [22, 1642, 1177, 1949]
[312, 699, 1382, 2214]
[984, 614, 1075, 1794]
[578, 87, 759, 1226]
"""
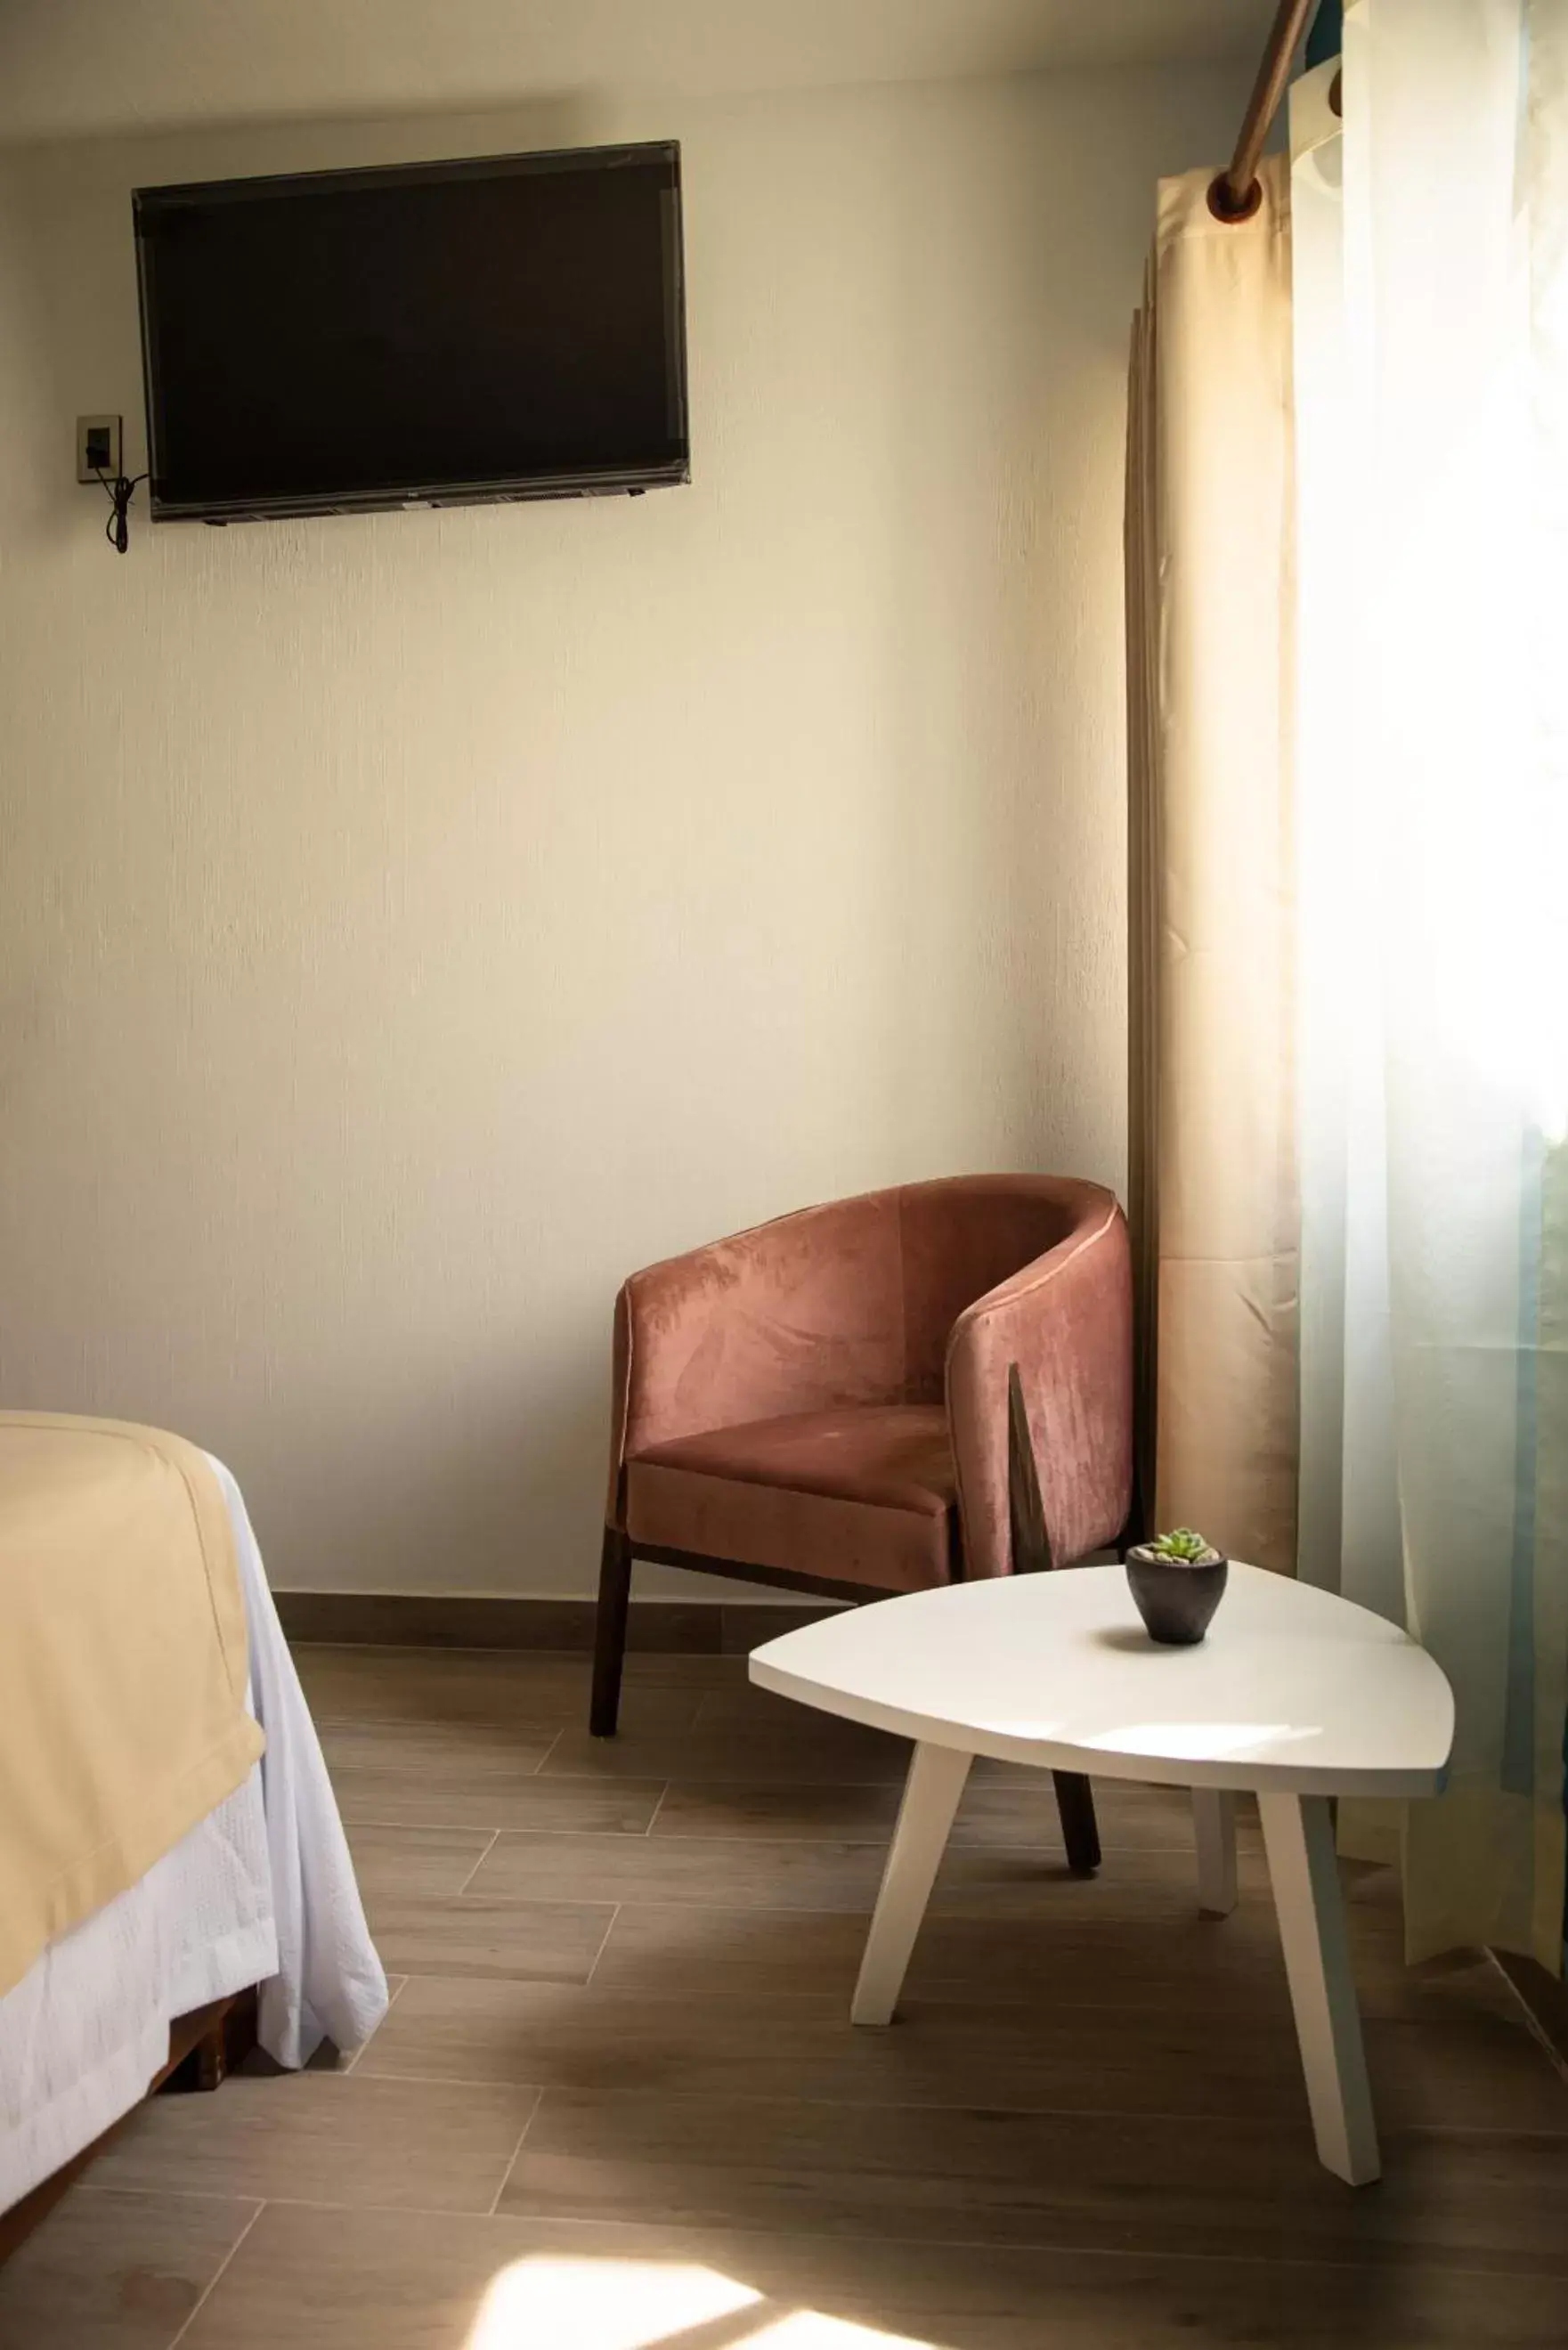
[1125, 159, 1299, 1571]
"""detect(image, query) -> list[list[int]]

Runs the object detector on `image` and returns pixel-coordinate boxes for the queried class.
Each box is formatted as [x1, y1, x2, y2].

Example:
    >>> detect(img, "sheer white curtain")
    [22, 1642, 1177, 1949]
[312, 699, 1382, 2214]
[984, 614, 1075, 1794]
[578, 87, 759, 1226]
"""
[1293, 0, 1568, 1967]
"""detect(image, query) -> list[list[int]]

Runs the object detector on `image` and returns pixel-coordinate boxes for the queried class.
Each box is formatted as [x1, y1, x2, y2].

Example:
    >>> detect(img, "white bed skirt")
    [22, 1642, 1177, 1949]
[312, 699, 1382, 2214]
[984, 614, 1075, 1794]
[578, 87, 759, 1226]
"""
[0, 1457, 387, 2212]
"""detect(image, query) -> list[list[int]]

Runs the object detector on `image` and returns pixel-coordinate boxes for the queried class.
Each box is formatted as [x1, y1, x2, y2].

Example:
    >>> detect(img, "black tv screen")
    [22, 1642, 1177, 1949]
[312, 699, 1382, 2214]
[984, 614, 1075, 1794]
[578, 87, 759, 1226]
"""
[134, 142, 688, 523]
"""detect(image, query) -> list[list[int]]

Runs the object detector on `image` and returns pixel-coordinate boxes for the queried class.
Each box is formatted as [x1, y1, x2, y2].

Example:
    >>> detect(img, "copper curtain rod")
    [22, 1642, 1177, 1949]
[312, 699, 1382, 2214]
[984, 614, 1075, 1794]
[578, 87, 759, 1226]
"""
[1208, 0, 1318, 221]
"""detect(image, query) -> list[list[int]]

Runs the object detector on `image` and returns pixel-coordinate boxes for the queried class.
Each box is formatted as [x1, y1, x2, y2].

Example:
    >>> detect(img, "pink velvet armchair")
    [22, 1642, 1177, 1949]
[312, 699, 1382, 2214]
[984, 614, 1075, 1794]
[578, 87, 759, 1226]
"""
[594, 1175, 1134, 1871]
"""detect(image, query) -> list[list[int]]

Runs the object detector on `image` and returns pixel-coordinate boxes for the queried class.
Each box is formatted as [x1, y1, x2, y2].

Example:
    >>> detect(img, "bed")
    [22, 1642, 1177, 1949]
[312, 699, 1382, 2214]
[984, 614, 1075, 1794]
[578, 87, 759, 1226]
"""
[0, 1452, 387, 2224]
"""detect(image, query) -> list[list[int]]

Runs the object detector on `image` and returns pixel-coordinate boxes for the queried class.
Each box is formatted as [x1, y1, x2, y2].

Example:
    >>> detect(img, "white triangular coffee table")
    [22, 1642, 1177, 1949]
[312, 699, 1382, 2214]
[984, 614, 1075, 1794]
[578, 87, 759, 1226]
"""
[750, 1562, 1454, 2186]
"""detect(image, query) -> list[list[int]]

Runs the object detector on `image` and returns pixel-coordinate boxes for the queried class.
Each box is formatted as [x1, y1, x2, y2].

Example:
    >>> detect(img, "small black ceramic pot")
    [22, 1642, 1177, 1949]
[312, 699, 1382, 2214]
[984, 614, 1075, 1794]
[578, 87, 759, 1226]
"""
[1125, 1546, 1229, 1646]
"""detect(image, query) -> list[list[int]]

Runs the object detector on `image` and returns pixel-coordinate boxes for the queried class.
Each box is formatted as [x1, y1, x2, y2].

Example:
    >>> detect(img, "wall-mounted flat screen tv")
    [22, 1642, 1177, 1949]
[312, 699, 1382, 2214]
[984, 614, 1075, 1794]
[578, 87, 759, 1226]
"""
[134, 142, 688, 523]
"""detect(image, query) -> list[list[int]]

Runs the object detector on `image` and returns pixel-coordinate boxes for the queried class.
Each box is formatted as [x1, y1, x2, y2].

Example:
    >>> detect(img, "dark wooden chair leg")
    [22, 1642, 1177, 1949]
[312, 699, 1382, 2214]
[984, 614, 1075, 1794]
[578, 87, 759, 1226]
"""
[1117, 1448, 1151, 1558]
[1052, 1769, 1101, 1875]
[1009, 1362, 1102, 1875]
[590, 1525, 632, 1737]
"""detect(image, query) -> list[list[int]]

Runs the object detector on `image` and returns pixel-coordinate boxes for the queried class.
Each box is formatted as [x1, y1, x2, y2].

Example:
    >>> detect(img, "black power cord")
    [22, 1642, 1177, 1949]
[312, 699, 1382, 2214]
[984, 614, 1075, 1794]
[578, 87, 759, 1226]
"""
[93, 466, 147, 553]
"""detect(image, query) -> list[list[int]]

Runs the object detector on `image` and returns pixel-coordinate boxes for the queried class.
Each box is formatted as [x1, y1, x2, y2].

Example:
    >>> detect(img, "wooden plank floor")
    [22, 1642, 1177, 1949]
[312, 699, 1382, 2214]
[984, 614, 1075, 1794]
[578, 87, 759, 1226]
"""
[4, 1641, 1565, 2350]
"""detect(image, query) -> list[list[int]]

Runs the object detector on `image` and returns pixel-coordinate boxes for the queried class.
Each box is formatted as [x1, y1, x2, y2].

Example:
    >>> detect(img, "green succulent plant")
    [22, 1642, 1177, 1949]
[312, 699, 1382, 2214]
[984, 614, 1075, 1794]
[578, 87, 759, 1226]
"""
[1147, 1527, 1212, 1562]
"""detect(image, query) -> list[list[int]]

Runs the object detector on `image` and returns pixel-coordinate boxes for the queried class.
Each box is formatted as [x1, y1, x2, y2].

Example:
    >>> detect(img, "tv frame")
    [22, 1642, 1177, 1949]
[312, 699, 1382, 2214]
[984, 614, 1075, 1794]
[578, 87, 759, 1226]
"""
[133, 142, 690, 525]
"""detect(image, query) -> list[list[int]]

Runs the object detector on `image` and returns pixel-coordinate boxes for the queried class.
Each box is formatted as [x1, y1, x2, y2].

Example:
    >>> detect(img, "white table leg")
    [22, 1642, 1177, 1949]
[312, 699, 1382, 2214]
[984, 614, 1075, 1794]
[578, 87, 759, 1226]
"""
[850, 1741, 971, 2027]
[1258, 1792, 1380, 2186]
[1192, 1788, 1238, 1916]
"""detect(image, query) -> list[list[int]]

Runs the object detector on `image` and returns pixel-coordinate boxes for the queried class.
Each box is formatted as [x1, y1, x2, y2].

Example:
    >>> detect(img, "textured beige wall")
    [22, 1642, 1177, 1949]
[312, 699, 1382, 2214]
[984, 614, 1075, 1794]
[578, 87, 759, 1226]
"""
[0, 69, 1239, 1595]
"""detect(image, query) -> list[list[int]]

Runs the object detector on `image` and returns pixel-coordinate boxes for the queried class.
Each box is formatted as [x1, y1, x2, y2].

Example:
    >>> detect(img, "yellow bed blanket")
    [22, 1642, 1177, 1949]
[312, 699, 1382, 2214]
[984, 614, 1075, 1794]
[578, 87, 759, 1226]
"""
[0, 1412, 264, 1996]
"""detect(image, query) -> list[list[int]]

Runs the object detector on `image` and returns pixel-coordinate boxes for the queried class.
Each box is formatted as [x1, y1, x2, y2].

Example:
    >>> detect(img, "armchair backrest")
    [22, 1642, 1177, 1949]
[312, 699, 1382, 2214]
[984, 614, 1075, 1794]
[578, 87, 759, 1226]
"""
[609, 1175, 1133, 1570]
[613, 1191, 907, 1493]
[895, 1177, 1087, 1401]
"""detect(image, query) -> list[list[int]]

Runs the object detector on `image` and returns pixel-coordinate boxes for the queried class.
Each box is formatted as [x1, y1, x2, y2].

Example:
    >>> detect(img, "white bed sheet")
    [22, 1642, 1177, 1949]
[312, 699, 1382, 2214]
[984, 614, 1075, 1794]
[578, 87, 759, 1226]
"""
[0, 1456, 387, 2212]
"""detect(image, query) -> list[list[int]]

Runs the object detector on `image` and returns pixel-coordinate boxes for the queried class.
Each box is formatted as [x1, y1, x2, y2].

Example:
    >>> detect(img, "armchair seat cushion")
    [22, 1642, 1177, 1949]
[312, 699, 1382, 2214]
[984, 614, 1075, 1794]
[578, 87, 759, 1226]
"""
[624, 1405, 956, 1594]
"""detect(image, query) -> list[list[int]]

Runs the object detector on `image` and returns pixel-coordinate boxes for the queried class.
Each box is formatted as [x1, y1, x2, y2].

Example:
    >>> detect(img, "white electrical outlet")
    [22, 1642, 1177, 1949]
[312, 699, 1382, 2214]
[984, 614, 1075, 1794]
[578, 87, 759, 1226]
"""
[76, 414, 122, 484]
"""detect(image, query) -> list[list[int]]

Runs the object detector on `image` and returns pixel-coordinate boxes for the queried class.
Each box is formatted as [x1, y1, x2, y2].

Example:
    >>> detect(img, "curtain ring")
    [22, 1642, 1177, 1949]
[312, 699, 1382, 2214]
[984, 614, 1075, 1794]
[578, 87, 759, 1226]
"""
[1207, 174, 1264, 224]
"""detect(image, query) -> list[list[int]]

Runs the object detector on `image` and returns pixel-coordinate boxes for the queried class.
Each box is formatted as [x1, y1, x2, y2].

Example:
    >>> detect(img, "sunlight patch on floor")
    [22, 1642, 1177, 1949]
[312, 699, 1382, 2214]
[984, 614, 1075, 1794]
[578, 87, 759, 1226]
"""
[739, 2314, 941, 2349]
[466, 2257, 761, 2350]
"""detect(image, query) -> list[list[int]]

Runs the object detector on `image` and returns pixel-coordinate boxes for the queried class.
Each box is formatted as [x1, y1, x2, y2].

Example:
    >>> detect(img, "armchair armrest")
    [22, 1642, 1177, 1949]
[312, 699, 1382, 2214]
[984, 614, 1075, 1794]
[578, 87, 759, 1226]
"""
[606, 1191, 907, 1525]
[946, 1194, 1133, 1577]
